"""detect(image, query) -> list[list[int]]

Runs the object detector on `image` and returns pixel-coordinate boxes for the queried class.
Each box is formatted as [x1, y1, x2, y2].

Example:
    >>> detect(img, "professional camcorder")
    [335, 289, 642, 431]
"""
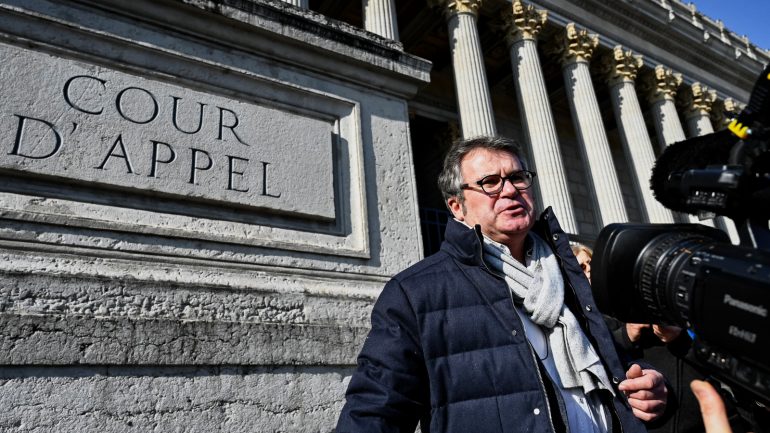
[591, 65, 770, 412]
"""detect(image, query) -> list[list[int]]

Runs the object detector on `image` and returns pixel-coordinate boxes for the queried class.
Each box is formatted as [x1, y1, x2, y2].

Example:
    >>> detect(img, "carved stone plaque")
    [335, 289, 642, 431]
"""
[0, 43, 336, 221]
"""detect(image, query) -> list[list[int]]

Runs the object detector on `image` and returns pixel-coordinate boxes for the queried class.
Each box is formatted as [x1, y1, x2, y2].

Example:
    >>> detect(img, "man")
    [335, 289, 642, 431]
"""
[336, 136, 667, 433]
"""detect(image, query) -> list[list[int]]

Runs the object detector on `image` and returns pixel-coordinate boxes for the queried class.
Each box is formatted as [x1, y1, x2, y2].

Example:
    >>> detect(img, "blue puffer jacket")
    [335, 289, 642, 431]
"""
[337, 208, 649, 433]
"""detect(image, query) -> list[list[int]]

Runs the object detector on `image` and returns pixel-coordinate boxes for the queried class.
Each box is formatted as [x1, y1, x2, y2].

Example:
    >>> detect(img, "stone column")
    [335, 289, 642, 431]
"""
[363, 0, 399, 40]
[604, 47, 674, 223]
[644, 66, 713, 225]
[646, 65, 686, 150]
[281, 0, 308, 8]
[556, 24, 627, 226]
[430, 0, 496, 138]
[681, 83, 740, 242]
[502, 0, 577, 234]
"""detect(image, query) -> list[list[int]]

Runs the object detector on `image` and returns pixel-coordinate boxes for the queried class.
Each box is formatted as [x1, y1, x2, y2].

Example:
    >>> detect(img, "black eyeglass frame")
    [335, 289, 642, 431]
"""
[460, 170, 537, 196]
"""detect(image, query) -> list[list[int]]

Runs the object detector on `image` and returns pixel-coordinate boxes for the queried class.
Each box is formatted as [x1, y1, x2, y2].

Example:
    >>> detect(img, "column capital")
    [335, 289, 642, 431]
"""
[428, 0, 483, 18]
[601, 46, 643, 86]
[554, 23, 598, 66]
[502, 0, 547, 45]
[711, 97, 745, 128]
[644, 65, 683, 103]
[680, 82, 717, 118]
[723, 97, 745, 114]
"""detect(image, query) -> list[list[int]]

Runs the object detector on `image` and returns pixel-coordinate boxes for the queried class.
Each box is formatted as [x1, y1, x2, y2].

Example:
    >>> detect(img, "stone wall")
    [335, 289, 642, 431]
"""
[0, 0, 431, 431]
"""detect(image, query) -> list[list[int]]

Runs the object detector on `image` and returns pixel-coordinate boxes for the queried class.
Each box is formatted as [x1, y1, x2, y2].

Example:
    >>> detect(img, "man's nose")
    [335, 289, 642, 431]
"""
[499, 177, 520, 197]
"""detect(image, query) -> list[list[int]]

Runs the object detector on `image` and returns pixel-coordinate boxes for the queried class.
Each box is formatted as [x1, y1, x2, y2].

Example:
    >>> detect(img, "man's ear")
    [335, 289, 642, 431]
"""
[447, 196, 464, 220]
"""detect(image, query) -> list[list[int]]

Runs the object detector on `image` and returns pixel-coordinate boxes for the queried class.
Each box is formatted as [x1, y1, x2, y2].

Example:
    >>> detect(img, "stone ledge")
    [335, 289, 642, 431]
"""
[0, 313, 368, 365]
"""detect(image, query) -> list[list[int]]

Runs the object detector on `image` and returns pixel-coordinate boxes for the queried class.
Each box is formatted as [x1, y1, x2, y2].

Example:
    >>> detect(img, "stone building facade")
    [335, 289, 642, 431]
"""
[0, 0, 766, 432]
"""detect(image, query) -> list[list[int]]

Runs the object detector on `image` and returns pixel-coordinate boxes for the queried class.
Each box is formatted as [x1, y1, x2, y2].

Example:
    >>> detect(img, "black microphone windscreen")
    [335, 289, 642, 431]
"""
[650, 130, 738, 213]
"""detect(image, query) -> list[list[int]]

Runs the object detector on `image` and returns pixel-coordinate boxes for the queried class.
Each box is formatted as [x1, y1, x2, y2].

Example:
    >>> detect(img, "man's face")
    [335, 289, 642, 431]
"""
[447, 148, 536, 247]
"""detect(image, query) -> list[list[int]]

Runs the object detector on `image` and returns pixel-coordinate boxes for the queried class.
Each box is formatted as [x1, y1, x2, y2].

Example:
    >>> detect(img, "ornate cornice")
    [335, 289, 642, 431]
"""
[601, 45, 644, 86]
[645, 65, 683, 103]
[679, 82, 717, 118]
[428, 0, 483, 19]
[527, 0, 760, 98]
[554, 23, 598, 66]
[502, 0, 547, 46]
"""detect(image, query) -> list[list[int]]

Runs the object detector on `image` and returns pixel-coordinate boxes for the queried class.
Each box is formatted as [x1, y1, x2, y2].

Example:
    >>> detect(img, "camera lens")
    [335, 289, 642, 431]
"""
[635, 232, 717, 326]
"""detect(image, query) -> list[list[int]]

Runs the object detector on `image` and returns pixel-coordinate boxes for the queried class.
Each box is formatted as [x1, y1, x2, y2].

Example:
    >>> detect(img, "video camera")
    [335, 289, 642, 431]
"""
[591, 65, 770, 411]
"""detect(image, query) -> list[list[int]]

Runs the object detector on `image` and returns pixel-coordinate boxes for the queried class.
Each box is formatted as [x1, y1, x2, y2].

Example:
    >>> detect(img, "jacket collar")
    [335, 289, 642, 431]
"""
[440, 218, 484, 266]
[440, 206, 561, 266]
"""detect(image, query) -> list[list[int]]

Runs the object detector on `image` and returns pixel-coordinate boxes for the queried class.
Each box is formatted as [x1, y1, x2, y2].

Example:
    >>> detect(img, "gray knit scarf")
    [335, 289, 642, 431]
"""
[482, 233, 614, 396]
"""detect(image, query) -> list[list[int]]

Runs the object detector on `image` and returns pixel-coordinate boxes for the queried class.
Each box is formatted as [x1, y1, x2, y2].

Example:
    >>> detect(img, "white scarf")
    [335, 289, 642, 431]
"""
[482, 233, 614, 396]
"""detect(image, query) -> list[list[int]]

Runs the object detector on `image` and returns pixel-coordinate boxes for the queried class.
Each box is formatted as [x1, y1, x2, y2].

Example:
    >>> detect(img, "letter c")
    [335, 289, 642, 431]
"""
[63, 75, 106, 115]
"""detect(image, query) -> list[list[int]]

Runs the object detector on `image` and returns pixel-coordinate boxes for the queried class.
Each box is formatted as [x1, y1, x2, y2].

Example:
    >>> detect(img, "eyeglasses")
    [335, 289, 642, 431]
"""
[460, 170, 537, 196]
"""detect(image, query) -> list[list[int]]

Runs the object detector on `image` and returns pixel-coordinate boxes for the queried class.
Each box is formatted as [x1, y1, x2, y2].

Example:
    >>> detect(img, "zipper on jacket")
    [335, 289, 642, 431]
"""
[507, 288, 562, 433]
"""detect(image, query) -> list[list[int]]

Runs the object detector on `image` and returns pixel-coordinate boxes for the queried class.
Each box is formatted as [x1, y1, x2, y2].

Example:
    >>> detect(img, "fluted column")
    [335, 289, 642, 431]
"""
[643, 66, 712, 225]
[281, 0, 308, 8]
[681, 83, 740, 242]
[502, 0, 577, 233]
[604, 47, 675, 223]
[556, 24, 627, 226]
[646, 65, 686, 150]
[430, 0, 496, 138]
[363, 0, 399, 40]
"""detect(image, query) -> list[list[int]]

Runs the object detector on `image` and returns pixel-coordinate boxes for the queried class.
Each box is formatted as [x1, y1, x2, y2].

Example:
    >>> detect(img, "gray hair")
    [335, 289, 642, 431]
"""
[437, 136, 528, 203]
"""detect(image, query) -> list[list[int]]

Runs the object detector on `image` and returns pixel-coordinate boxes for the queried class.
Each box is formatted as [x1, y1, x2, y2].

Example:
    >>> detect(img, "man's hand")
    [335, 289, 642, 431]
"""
[619, 364, 668, 422]
[691, 380, 732, 433]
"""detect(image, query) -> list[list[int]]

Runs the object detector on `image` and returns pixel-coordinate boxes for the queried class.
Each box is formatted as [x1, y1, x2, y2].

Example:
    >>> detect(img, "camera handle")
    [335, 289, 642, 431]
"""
[734, 216, 770, 252]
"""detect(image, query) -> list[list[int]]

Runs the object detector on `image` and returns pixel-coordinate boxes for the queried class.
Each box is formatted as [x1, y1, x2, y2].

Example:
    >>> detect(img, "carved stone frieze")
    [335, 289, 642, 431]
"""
[502, 0, 547, 45]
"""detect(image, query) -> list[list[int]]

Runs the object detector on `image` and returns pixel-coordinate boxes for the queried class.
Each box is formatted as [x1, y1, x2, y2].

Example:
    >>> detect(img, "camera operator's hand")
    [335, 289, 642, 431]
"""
[652, 325, 682, 343]
[619, 364, 668, 421]
[691, 380, 733, 433]
[625, 323, 682, 344]
[625, 323, 650, 342]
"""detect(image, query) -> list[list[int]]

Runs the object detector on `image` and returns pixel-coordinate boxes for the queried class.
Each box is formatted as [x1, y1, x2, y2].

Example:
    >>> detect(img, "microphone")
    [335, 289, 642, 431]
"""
[650, 130, 740, 216]
[650, 64, 770, 220]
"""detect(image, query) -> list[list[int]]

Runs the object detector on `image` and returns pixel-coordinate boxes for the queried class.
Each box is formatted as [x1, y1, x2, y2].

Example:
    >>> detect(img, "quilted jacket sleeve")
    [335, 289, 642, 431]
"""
[335, 278, 430, 433]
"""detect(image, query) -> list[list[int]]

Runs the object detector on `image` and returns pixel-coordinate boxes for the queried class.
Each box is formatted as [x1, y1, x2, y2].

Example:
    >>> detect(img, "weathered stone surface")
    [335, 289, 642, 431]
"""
[0, 0, 428, 431]
[0, 366, 354, 433]
[0, 313, 366, 365]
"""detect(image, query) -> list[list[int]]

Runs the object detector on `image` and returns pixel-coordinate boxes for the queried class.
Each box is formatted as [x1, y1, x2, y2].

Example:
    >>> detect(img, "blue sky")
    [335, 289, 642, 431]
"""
[692, 1, 770, 50]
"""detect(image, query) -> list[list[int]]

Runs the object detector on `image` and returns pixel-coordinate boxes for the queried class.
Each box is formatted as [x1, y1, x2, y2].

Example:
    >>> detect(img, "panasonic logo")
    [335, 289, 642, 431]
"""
[728, 326, 757, 344]
[723, 294, 768, 318]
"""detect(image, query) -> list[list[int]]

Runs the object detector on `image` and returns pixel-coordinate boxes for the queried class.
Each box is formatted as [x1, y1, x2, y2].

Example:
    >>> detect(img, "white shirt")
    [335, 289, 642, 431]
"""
[514, 306, 609, 433]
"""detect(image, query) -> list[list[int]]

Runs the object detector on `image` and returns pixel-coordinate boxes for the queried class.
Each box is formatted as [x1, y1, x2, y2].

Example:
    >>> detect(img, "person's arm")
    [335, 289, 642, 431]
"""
[336, 279, 429, 433]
